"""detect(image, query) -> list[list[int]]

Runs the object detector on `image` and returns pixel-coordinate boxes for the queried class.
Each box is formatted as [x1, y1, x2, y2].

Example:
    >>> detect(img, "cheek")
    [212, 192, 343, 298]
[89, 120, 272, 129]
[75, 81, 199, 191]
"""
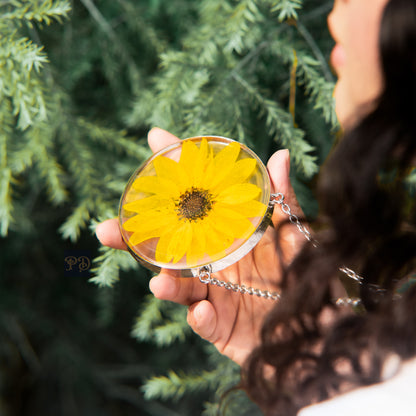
[333, 78, 358, 128]
[334, 43, 384, 128]
[352, 33, 383, 93]
[346, 52, 384, 111]
[338, 4, 385, 118]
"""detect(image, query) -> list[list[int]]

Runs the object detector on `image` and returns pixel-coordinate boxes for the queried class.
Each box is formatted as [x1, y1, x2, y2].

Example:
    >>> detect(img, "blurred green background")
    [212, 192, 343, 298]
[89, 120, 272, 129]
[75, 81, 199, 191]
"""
[0, 1, 336, 414]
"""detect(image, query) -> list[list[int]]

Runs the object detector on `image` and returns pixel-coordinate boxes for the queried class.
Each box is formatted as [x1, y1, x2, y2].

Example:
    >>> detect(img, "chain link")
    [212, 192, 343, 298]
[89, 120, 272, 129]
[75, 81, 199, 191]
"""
[335, 297, 362, 307]
[270, 193, 315, 244]
[198, 265, 281, 301]
[271, 194, 367, 285]
[338, 266, 363, 284]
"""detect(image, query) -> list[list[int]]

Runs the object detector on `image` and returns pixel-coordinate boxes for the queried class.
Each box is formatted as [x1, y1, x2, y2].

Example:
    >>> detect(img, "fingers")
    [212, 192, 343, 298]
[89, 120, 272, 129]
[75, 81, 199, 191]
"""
[187, 300, 217, 342]
[267, 149, 304, 227]
[148, 127, 181, 153]
[149, 271, 208, 306]
[96, 218, 210, 305]
[96, 218, 127, 250]
[266, 149, 307, 265]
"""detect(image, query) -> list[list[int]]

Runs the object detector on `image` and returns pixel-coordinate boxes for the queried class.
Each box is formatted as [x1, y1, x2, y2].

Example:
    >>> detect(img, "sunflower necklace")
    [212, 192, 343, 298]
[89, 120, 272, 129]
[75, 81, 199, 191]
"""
[119, 136, 375, 304]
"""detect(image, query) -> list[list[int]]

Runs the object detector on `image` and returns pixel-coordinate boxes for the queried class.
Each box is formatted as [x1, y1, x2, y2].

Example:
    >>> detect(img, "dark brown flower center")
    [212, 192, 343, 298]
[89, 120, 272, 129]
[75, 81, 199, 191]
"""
[176, 187, 213, 222]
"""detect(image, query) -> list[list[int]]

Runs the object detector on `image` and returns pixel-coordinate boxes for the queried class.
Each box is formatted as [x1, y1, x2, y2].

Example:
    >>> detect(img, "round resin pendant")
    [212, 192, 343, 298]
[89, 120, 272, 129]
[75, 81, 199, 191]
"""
[119, 136, 272, 276]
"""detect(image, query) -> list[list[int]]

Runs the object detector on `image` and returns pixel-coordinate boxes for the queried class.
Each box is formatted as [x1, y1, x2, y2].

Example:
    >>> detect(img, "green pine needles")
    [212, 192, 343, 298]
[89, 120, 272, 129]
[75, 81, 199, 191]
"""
[1, 0, 338, 414]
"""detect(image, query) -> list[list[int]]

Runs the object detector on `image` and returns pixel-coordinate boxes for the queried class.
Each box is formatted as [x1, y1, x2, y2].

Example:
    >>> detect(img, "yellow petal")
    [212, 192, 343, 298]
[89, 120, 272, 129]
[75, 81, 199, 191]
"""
[129, 227, 165, 246]
[123, 195, 172, 214]
[132, 176, 179, 199]
[155, 221, 192, 264]
[208, 205, 255, 239]
[212, 158, 257, 192]
[216, 200, 267, 218]
[153, 155, 190, 192]
[155, 227, 175, 264]
[202, 216, 232, 258]
[166, 221, 193, 263]
[179, 139, 200, 167]
[178, 139, 209, 187]
[186, 221, 207, 266]
[214, 141, 240, 168]
[216, 183, 261, 205]
[122, 209, 177, 233]
[192, 138, 210, 187]
[203, 141, 240, 189]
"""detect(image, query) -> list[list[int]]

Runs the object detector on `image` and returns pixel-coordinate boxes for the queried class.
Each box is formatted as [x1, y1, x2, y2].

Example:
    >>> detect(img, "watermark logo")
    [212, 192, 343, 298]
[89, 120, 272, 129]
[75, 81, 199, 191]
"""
[64, 250, 91, 277]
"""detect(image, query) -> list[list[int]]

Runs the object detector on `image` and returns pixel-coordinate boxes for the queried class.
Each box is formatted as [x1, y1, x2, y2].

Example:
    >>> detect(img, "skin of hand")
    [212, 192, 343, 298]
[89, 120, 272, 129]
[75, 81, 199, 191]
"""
[96, 127, 305, 366]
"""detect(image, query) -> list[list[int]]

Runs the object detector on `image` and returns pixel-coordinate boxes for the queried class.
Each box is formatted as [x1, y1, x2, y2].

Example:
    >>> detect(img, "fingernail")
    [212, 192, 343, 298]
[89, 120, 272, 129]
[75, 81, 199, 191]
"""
[95, 222, 104, 241]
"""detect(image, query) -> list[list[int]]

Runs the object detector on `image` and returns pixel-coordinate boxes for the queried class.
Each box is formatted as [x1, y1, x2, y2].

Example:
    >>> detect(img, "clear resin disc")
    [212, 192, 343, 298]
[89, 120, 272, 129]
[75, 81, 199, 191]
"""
[119, 136, 272, 276]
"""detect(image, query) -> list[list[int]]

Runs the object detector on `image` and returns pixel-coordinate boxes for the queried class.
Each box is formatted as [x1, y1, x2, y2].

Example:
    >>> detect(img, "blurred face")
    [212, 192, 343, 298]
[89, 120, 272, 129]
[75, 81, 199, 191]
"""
[328, 0, 390, 129]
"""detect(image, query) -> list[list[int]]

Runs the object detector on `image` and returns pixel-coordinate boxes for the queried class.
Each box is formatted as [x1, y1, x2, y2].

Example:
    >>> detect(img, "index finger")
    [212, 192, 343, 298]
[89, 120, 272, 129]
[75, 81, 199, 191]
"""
[96, 218, 127, 250]
[148, 127, 181, 153]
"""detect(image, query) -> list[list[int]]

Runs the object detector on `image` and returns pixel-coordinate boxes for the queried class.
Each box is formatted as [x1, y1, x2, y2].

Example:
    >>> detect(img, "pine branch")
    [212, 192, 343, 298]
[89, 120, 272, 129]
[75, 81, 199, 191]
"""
[0, 34, 49, 129]
[58, 200, 91, 242]
[90, 246, 138, 288]
[232, 72, 318, 177]
[30, 126, 68, 204]
[76, 118, 151, 161]
[296, 20, 333, 82]
[143, 353, 241, 403]
[117, 0, 168, 56]
[0, 167, 13, 237]
[153, 320, 189, 346]
[8, 144, 34, 174]
[269, 0, 303, 22]
[301, 2, 332, 23]
[223, 0, 264, 53]
[0, 36, 48, 72]
[131, 296, 190, 346]
[267, 36, 337, 126]
[142, 370, 217, 401]
[0, 0, 71, 26]
[57, 126, 99, 199]
[131, 296, 164, 342]
[79, 0, 140, 80]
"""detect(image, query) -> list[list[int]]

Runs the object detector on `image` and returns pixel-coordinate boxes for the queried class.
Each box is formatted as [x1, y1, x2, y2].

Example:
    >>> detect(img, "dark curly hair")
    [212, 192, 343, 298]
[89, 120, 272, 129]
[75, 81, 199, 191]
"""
[242, 0, 416, 414]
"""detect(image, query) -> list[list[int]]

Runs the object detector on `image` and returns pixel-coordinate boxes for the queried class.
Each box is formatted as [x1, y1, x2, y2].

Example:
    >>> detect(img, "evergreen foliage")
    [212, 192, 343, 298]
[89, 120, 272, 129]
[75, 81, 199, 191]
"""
[1, 0, 338, 414]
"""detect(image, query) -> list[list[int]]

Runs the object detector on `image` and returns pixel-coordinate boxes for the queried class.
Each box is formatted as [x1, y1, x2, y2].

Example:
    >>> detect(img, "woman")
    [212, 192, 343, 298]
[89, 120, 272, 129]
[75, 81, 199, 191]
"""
[97, 0, 416, 414]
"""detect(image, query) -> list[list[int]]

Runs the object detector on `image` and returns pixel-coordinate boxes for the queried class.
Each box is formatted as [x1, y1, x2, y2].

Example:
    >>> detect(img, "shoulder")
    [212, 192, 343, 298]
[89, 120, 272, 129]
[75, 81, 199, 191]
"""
[298, 358, 416, 416]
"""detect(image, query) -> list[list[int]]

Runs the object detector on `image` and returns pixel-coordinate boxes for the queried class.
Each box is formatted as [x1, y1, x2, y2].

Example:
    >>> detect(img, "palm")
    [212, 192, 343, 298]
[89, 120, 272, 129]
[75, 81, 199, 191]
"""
[186, 215, 302, 365]
[204, 227, 281, 363]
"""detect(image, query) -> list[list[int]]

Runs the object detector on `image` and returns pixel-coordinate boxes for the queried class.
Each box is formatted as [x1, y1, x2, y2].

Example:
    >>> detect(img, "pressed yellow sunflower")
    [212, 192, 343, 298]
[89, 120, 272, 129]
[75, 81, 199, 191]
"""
[120, 137, 268, 269]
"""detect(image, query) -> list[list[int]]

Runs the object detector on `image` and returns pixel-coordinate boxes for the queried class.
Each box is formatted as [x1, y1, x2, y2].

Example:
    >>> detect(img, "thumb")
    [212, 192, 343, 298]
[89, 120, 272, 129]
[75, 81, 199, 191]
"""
[267, 149, 303, 227]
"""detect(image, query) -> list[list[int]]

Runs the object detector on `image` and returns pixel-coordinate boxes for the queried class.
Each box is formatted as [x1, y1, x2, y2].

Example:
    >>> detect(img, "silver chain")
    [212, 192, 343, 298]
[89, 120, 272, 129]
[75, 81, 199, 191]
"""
[198, 265, 281, 301]
[197, 192, 366, 304]
[335, 297, 362, 307]
[271, 193, 368, 305]
[270, 192, 315, 244]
